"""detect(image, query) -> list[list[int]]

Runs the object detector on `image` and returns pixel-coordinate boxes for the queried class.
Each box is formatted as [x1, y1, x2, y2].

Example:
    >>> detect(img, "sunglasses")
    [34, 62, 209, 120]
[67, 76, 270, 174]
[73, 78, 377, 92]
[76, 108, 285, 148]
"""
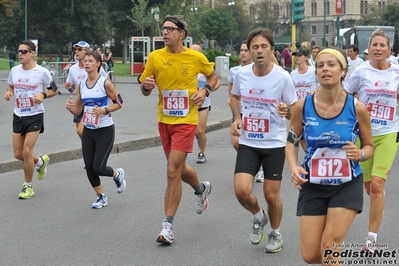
[161, 26, 181, 33]
[18, 49, 31, 54]
[75, 48, 86, 51]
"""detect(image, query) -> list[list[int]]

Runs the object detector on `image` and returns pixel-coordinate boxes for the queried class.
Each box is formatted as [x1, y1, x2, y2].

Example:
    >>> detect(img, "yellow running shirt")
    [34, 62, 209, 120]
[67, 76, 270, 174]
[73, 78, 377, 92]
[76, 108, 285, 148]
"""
[140, 47, 215, 125]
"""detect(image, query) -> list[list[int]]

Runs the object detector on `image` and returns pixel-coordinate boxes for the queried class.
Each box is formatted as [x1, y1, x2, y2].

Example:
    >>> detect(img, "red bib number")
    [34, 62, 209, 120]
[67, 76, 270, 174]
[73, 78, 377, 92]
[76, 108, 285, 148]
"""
[82, 107, 100, 128]
[162, 90, 189, 117]
[309, 148, 352, 185]
[367, 102, 394, 120]
[242, 110, 271, 140]
[16, 97, 34, 108]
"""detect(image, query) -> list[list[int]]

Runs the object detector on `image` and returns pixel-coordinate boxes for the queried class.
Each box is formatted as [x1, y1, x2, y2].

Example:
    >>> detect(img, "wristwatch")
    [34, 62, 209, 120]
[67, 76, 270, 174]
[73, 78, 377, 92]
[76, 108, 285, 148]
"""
[204, 85, 212, 97]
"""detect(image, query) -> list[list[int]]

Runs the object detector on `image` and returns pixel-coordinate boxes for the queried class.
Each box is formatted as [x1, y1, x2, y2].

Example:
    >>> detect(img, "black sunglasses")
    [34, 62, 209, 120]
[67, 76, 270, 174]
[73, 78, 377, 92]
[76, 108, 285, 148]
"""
[18, 49, 31, 54]
[75, 47, 86, 51]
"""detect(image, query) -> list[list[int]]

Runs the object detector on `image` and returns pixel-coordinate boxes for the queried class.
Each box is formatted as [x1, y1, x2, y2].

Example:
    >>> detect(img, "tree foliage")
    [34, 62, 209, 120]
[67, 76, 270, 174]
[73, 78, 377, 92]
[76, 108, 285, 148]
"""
[199, 8, 238, 46]
[0, 0, 257, 58]
[128, 0, 153, 36]
[359, 2, 399, 30]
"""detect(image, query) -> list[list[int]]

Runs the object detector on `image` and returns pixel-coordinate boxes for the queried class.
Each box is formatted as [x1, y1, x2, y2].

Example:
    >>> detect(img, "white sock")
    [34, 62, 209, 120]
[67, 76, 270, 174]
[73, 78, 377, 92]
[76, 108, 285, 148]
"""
[254, 209, 264, 221]
[272, 228, 280, 235]
[24, 182, 32, 186]
[368, 232, 377, 242]
[35, 157, 43, 168]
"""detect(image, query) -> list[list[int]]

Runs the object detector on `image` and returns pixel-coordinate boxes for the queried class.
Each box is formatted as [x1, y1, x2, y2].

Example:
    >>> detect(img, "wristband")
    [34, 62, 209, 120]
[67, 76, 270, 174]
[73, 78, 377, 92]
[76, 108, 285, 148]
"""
[104, 107, 110, 115]
[359, 150, 365, 162]
[42, 92, 47, 99]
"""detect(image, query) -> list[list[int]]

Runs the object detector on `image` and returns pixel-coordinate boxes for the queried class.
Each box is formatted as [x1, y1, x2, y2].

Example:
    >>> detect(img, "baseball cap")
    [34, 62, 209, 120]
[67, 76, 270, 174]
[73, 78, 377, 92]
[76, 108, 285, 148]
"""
[363, 49, 369, 54]
[292, 48, 309, 57]
[73, 41, 90, 49]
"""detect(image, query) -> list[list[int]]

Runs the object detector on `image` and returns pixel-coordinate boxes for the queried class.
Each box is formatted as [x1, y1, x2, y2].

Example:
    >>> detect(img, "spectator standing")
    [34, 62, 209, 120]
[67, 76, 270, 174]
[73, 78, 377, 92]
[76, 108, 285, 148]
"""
[9, 47, 17, 70]
[281, 43, 292, 71]
[104, 48, 113, 72]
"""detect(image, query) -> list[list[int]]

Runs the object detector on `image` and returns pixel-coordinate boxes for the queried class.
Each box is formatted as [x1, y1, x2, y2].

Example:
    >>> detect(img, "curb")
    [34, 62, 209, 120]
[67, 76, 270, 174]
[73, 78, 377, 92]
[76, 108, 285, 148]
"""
[0, 118, 232, 174]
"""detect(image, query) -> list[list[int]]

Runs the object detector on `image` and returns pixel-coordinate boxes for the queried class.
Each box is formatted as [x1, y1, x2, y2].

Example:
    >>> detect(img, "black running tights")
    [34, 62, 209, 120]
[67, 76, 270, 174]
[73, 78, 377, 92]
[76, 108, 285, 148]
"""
[82, 125, 115, 187]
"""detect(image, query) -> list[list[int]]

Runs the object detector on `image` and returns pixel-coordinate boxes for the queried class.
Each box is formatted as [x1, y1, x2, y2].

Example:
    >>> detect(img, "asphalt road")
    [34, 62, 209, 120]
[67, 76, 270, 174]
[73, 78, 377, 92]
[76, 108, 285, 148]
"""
[0, 72, 232, 172]
[0, 71, 398, 266]
[0, 127, 398, 266]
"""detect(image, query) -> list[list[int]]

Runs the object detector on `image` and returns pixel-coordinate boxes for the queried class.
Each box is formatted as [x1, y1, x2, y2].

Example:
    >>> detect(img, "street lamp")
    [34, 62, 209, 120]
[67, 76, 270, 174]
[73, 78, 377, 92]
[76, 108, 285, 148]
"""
[190, 6, 198, 43]
[279, 16, 289, 35]
[151, 6, 161, 36]
[24, 0, 27, 40]
[228, 1, 235, 52]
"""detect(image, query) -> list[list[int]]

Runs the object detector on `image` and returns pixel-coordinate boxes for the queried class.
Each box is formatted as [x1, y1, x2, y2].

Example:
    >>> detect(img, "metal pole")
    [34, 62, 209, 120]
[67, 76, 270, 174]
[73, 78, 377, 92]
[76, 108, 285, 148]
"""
[230, 4, 232, 52]
[336, 16, 340, 47]
[292, 23, 296, 71]
[25, 0, 27, 40]
[183, 0, 186, 21]
[323, 0, 326, 47]
[265, 0, 270, 29]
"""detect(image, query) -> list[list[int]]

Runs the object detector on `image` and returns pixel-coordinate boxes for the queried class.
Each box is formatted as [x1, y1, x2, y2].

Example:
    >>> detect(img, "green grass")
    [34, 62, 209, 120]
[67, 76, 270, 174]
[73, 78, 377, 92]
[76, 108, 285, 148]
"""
[0, 58, 132, 77]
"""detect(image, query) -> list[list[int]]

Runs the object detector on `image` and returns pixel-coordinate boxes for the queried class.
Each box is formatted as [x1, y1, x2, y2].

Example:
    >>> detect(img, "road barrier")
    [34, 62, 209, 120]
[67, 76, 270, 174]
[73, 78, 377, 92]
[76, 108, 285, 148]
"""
[42, 61, 116, 90]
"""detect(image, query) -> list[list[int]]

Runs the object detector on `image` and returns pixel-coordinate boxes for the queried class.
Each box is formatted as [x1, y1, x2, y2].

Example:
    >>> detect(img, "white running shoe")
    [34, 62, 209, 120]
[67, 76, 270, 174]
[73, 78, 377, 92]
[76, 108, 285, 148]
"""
[265, 231, 283, 253]
[254, 169, 264, 183]
[195, 181, 211, 214]
[362, 235, 376, 254]
[113, 168, 126, 193]
[156, 219, 174, 244]
[250, 210, 269, 245]
[91, 194, 108, 209]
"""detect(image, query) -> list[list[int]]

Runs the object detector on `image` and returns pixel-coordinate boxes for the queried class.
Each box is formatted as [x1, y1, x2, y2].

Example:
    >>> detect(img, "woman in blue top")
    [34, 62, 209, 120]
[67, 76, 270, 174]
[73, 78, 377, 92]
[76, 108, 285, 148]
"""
[285, 48, 374, 265]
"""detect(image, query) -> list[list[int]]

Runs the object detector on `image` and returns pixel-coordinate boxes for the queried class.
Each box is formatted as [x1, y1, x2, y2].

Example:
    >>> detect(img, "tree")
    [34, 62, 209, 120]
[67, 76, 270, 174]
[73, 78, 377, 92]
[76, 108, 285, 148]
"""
[199, 8, 238, 47]
[26, 0, 110, 56]
[254, 0, 279, 34]
[0, 0, 21, 48]
[128, 0, 153, 36]
[358, 2, 399, 29]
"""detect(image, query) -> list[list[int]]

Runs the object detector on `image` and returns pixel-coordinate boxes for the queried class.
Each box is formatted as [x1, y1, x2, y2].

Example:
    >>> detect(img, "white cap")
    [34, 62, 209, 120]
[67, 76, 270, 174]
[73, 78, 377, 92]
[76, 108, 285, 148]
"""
[363, 49, 368, 54]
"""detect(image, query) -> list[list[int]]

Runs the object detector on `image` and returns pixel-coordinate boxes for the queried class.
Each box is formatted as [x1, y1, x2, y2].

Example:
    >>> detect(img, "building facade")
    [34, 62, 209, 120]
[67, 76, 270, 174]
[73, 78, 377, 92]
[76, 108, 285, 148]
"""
[227, 0, 391, 47]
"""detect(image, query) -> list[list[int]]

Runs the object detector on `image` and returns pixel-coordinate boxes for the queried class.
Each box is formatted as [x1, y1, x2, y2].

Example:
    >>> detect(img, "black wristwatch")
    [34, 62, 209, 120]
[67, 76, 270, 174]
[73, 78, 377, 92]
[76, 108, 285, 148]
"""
[104, 107, 110, 115]
[142, 84, 151, 92]
[204, 85, 212, 97]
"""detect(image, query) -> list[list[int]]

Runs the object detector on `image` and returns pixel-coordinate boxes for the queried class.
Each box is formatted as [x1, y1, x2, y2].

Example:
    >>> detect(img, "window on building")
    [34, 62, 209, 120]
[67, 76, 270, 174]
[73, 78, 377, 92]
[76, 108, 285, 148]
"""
[361, 1, 364, 14]
[312, 26, 316, 34]
[311, 1, 317, 17]
[343, 0, 346, 14]
[365, 1, 368, 13]
[327, 1, 330, 16]
[326, 25, 329, 34]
